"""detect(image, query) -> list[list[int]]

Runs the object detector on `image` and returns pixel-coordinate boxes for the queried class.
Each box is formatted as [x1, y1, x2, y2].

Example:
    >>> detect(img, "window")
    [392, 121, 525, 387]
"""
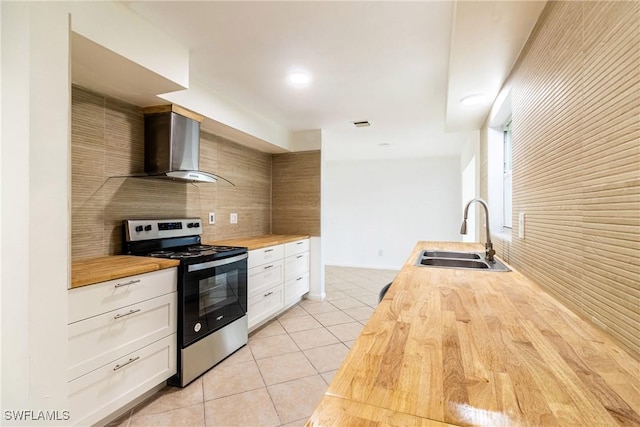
[503, 117, 513, 228]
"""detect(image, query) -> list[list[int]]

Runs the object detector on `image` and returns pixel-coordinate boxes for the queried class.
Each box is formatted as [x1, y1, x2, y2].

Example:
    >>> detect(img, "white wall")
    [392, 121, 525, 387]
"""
[460, 131, 480, 242]
[1, 2, 70, 422]
[323, 157, 462, 269]
[1, 1, 204, 422]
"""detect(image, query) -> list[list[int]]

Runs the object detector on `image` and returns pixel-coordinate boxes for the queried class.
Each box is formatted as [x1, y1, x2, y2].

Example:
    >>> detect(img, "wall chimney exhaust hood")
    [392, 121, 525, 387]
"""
[143, 105, 233, 185]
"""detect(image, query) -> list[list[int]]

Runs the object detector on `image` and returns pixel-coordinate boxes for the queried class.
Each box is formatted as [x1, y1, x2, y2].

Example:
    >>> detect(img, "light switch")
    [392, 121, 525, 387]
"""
[518, 212, 525, 239]
[208, 212, 215, 224]
[230, 213, 238, 224]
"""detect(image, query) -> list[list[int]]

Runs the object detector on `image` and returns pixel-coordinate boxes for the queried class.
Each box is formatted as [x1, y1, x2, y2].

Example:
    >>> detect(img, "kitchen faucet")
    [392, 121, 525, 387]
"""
[460, 198, 495, 262]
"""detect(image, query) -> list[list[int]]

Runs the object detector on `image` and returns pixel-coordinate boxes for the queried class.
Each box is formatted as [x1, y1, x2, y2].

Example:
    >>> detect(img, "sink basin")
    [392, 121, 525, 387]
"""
[416, 250, 511, 272]
[422, 250, 481, 260]
[420, 258, 489, 269]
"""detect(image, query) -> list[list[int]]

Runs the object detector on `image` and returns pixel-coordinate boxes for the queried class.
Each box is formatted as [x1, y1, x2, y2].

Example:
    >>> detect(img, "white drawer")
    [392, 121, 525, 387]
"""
[284, 239, 309, 257]
[284, 273, 309, 305]
[248, 285, 284, 329]
[248, 245, 284, 269]
[284, 252, 309, 281]
[68, 292, 177, 381]
[68, 334, 176, 427]
[69, 268, 177, 323]
[248, 259, 284, 298]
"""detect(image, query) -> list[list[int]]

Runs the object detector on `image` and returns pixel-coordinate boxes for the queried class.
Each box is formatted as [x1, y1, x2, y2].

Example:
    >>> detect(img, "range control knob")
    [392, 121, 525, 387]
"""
[188, 222, 200, 228]
[135, 225, 143, 232]
[187, 222, 194, 228]
[193, 222, 200, 228]
[144, 225, 152, 231]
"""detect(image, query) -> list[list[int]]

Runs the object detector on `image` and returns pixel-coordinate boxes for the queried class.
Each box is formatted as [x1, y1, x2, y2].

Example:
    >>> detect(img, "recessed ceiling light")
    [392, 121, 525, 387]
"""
[378, 142, 391, 147]
[287, 70, 311, 87]
[460, 94, 487, 106]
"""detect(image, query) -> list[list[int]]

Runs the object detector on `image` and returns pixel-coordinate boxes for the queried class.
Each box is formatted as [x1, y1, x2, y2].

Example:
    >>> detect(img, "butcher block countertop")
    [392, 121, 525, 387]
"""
[210, 234, 310, 251]
[307, 241, 640, 426]
[71, 256, 179, 289]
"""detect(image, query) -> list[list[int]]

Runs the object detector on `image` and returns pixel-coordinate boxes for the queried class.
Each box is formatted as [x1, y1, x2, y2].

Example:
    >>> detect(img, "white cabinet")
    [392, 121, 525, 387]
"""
[283, 241, 310, 305]
[67, 268, 177, 426]
[248, 245, 285, 269]
[284, 252, 309, 281]
[248, 258, 284, 298]
[248, 284, 284, 328]
[247, 239, 309, 330]
[284, 273, 309, 306]
[284, 239, 310, 257]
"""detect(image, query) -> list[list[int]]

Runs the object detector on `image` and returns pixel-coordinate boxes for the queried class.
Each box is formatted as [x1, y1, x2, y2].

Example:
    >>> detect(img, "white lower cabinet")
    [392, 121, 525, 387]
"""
[67, 268, 177, 426]
[247, 239, 310, 330]
[284, 252, 309, 281]
[248, 259, 284, 298]
[69, 335, 176, 427]
[68, 292, 176, 382]
[285, 273, 309, 306]
[248, 284, 285, 327]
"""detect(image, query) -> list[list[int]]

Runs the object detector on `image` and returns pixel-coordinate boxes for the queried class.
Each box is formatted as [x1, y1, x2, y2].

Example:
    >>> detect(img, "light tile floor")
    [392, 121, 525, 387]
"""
[108, 266, 398, 427]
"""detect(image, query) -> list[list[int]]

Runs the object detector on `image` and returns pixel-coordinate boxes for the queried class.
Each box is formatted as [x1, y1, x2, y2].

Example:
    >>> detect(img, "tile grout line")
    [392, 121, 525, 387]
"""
[111, 266, 397, 427]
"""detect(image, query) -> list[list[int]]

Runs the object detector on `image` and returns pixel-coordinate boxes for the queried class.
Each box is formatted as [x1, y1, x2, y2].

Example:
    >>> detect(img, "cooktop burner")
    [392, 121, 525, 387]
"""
[148, 250, 176, 257]
[146, 246, 239, 260]
[123, 218, 247, 264]
[187, 245, 216, 252]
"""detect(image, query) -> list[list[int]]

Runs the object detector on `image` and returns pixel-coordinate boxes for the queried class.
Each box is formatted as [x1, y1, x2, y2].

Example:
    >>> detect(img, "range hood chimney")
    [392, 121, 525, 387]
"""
[143, 105, 222, 184]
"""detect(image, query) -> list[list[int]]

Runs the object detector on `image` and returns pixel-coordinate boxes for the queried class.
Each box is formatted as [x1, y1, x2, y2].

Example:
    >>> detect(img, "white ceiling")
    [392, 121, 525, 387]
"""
[122, 1, 545, 159]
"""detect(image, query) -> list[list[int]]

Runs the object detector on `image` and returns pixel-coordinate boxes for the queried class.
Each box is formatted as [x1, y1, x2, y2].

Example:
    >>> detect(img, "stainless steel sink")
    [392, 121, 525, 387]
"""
[422, 250, 481, 260]
[416, 250, 511, 272]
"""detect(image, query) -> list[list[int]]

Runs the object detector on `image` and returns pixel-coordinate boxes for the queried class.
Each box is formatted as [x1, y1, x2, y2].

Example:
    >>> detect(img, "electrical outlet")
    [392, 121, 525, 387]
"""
[208, 212, 215, 224]
[518, 212, 525, 239]
[230, 213, 238, 224]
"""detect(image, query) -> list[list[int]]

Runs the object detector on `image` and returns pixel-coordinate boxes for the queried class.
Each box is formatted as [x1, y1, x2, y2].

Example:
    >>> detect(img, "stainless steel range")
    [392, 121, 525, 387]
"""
[123, 218, 248, 387]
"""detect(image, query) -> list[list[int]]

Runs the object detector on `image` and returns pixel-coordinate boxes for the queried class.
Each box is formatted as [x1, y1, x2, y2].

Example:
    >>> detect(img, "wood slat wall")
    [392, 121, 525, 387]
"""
[271, 151, 321, 236]
[71, 86, 271, 260]
[481, 1, 640, 359]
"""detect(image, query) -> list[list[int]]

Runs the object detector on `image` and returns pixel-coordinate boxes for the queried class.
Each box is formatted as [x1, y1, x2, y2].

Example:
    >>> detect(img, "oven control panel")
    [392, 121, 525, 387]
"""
[124, 218, 202, 241]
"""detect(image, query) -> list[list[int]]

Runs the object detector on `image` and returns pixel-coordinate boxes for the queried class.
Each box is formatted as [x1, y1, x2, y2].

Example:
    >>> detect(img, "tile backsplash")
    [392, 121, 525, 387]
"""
[71, 85, 271, 260]
[481, 1, 640, 359]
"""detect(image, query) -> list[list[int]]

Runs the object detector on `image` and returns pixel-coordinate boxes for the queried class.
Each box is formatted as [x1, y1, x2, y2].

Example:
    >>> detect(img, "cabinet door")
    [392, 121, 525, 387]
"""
[68, 334, 176, 427]
[68, 292, 177, 381]
[284, 252, 309, 281]
[69, 268, 177, 323]
[248, 259, 284, 298]
[248, 245, 284, 269]
[284, 273, 309, 306]
[284, 239, 309, 257]
[248, 285, 284, 329]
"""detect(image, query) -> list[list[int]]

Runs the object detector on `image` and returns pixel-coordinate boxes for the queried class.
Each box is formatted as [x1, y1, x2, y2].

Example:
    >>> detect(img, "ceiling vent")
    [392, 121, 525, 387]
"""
[353, 120, 370, 128]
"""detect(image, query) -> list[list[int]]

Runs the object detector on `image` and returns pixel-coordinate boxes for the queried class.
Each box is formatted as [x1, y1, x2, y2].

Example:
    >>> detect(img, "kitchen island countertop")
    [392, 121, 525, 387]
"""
[71, 256, 180, 289]
[307, 241, 640, 426]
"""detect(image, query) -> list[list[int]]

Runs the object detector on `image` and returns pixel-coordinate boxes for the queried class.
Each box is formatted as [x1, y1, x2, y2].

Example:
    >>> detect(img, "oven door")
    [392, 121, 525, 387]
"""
[181, 253, 248, 347]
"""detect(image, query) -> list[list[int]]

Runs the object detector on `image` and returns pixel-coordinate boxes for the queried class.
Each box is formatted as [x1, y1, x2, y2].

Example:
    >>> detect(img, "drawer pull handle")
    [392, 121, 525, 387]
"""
[297, 277, 303, 281]
[114, 279, 140, 288]
[264, 265, 274, 270]
[114, 309, 141, 320]
[264, 291, 274, 297]
[113, 356, 140, 371]
[296, 242, 304, 245]
[297, 255, 303, 259]
[264, 249, 274, 253]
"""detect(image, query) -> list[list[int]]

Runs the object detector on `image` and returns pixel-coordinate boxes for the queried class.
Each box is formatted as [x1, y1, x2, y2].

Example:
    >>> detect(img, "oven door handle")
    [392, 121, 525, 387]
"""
[187, 252, 248, 272]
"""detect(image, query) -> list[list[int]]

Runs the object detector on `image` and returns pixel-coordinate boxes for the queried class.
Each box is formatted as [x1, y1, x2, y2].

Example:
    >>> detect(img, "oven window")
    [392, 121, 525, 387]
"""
[199, 270, 239, 317]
